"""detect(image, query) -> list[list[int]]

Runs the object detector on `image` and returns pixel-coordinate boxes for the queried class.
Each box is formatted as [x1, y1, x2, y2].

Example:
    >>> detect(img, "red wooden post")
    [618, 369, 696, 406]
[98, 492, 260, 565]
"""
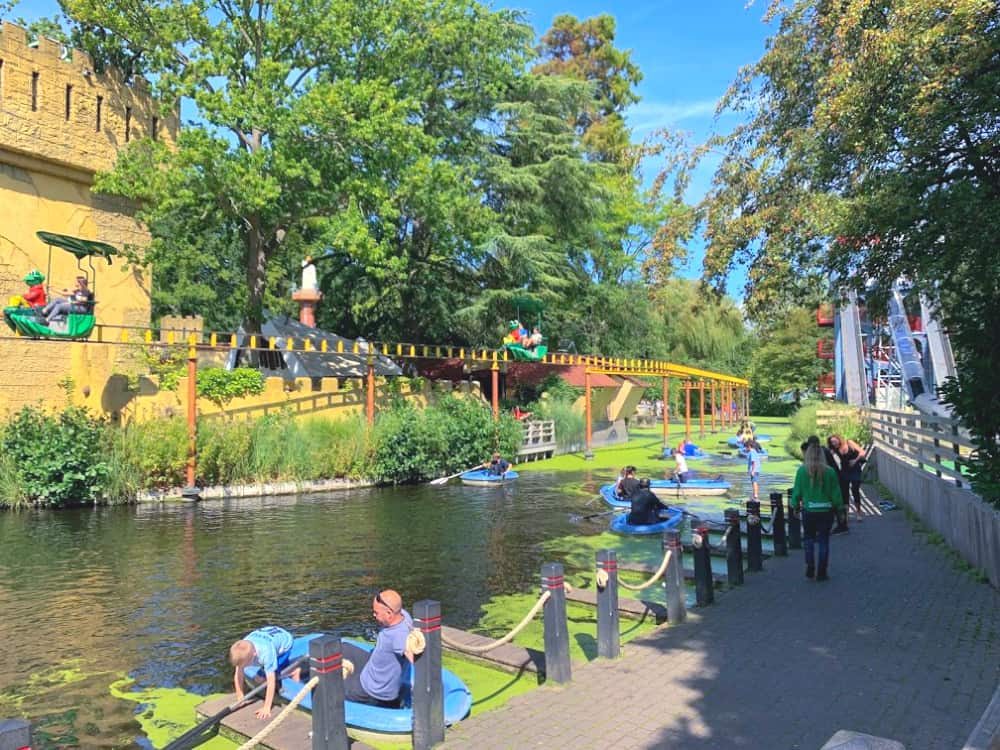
[662, 376, 669, 449]
[585, 370, 593, 460]
[184, 335, 198, 498]
[684, 381, 692, 441]
[698, 381, 705, 439]
[366, 350, 375, 427]
[710, 381, 717, 433]
[491, 360, 499, 421]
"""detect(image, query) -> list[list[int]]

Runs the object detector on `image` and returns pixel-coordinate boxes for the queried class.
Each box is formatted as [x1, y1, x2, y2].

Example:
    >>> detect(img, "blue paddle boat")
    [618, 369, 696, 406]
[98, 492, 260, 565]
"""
[460, 469, 519, 486]
[599, 478, 732, 508]
[610, 508, 684, 535]
[726, 434, 772, 448]
[244, 635, 472, 737]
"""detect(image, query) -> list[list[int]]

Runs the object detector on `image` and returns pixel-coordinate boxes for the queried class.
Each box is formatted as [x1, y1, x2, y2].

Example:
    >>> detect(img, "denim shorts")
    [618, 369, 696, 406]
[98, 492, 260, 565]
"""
[749, 472, 759, 482]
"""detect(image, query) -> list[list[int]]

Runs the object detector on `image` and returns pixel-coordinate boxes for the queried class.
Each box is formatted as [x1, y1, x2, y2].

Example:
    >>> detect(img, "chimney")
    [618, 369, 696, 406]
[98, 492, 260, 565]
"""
[292, 256, 322, 327]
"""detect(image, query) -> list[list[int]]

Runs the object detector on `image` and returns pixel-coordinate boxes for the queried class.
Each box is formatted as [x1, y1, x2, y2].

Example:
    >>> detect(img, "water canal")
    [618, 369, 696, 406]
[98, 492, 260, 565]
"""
[0, 423, 797, 748]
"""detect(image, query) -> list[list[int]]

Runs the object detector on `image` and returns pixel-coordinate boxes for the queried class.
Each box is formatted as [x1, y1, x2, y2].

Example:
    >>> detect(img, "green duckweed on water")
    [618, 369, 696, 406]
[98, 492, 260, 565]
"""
[109, 678, 233, 750]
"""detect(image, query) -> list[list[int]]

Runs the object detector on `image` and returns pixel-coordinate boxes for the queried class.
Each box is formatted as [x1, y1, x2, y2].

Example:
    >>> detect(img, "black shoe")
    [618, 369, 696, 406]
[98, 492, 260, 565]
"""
[831, 524, 849, 535]
[806, 565, 815, 579]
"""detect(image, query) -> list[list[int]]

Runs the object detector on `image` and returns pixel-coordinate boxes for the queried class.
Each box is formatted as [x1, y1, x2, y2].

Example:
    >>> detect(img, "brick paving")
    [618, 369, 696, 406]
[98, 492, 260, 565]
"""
[442, 489, 1000, 749]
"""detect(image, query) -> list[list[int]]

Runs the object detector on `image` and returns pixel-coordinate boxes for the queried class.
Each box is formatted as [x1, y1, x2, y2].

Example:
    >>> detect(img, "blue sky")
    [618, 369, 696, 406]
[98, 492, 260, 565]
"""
[13, 0, 774, 299]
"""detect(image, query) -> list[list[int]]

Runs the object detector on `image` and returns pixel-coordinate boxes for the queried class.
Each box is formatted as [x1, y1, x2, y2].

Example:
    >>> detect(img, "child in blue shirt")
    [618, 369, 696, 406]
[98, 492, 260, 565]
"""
[229, 625, 299, 719]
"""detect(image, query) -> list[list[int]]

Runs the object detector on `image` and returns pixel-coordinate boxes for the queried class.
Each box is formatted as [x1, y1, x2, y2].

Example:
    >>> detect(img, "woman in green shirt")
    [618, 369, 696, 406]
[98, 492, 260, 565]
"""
[791, 443, 844, 580]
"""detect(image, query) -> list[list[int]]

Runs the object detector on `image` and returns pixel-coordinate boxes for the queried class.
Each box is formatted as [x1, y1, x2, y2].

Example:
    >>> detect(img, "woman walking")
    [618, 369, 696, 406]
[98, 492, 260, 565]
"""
[791, 442, 844, 581]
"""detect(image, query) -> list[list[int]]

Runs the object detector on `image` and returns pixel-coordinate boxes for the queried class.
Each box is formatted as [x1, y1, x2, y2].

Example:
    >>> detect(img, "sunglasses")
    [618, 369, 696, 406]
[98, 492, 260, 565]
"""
[375, 592, 398, 614]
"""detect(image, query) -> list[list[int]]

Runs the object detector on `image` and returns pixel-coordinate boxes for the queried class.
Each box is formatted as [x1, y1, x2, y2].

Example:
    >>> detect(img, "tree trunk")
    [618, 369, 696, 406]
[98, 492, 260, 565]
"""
[244, 216, 268, 335]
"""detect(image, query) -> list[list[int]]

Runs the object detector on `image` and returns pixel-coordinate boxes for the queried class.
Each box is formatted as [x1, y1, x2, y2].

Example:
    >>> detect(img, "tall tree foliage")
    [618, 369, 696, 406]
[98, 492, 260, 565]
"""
[60, 0, 528, 335]
[702, 0, 1000, 500]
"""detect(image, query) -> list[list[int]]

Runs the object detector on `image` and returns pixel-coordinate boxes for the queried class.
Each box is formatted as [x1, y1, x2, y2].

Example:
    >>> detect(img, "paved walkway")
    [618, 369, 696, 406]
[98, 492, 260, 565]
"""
[442, 489, 1000, 749]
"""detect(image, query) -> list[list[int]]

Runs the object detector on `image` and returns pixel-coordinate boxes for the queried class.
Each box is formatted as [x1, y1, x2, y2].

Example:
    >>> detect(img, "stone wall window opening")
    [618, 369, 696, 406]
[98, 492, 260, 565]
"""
[65, 84, 72, 120]
[31, 71, 39, 111]
[125, 106, 132, 142]
[151, 115, 159, 140]
[96, 95, 103, 132]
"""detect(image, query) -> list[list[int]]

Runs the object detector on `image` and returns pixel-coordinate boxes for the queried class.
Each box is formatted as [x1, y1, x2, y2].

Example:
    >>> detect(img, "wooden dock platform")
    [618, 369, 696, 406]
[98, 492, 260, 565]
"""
[564, 587, 667, 622]
[441, 626, 544, 674]
[195, 695, 375, 750]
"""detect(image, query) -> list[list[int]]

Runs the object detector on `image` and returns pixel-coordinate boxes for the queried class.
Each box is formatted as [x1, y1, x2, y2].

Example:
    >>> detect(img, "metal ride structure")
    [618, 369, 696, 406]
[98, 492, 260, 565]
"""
[820, 283, 956, 417]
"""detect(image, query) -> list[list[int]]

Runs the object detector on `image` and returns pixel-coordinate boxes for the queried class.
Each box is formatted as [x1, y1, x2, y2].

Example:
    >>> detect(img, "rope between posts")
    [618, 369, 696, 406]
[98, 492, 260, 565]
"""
[235, 675, 319, 750]
[617, 549, 673, 591]
[441, 590, 552, 653]
[713, 524, 733, 551]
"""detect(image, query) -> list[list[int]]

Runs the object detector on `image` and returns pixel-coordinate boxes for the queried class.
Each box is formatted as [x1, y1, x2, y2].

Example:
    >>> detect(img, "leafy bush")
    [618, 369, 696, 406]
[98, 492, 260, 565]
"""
[370, 398, 520, 484]
[112, 417, 188, 491]
[197, 418, 254, 485]
[786, 401, 872, 460]
[0, 405, 110, 508]
[197, 367, 265, 411]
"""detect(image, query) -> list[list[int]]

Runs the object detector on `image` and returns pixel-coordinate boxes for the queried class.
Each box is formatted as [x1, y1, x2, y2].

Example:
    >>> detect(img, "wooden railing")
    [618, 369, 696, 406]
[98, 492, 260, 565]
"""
[518, 420, 557, 461]
[861, 408, 974, 488]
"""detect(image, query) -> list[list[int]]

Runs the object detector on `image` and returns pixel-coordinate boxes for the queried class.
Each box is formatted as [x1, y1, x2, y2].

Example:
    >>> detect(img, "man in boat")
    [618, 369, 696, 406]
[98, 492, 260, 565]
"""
[482, 452, 510, 476]
[229, 625, 300, 720]
[524, 327, 543, 350]
[627, 477, 671, 526]
[343, 590, 414, 707]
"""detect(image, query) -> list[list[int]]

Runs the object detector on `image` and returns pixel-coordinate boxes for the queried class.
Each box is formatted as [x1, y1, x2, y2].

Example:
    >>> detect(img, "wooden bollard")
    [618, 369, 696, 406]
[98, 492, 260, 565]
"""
[692, 525, 715, 606]
[596, 550, 620, 659]
[541, 563, 571, 683]
[770, 492, 788, 556]
[724, 508, 744, 585]
[412, 600, 445, 750]
[746, 500, 763, 572]
[662, 529, 686, 623]
[310, 635, 349, 750]
[786, 487, 802, 549]
[0, 719, 31, 750]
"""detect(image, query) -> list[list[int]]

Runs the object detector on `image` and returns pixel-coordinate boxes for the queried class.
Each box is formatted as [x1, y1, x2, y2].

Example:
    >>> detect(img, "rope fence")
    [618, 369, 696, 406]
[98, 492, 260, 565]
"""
[235, 675, 319, 750]
[612, 549, 673, 592]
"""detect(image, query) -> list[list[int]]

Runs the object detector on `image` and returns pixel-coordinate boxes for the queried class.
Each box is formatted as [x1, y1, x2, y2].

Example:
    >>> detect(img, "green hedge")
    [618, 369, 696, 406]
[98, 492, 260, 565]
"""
[0, 397, 519, 508]
[786, 401, 872, 460]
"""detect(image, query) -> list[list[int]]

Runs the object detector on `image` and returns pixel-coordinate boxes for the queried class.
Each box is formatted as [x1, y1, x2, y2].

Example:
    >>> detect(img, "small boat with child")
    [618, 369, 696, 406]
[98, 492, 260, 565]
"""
[244, 635, 472, 737]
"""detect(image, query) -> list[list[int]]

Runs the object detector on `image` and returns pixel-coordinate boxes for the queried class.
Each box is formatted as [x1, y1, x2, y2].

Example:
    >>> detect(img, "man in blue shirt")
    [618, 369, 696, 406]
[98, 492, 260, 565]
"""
[343, 590, 414, 706]
[483, 452, 510, 477]
[229, 625, 299, 719]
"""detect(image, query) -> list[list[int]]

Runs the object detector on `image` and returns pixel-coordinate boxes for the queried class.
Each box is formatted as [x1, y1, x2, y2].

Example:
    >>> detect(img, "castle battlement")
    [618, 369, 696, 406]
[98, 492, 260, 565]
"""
[0, 20, 178, 179]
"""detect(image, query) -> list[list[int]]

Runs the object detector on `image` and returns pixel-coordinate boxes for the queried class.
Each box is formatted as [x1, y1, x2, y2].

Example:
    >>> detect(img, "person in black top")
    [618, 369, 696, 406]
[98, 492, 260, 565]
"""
[627, 477, 671, 526]
[617, 466, 640, 500]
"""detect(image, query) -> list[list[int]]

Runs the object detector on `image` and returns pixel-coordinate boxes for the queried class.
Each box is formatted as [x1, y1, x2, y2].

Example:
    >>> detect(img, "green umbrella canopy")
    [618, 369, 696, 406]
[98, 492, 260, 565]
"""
[36, 231, 118, 262]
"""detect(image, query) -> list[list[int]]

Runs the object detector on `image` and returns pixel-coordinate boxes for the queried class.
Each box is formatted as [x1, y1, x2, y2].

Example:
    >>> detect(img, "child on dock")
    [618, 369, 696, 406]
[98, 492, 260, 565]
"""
[229, 625, 300, 719]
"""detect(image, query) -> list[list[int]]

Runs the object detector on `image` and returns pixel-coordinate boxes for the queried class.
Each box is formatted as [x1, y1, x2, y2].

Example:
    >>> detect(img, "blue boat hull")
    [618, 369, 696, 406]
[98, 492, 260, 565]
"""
[460, 469, 519, 486]
[610, 509, 684, 535]
[245, 635, 472, 733]
[599, 478, 732, 507]
[727, 434, 772, 448]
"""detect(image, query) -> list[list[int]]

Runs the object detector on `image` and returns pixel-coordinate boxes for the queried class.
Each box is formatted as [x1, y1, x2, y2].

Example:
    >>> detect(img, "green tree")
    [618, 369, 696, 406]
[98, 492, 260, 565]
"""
[749, 307, 829, 405]
[61, 0, 528, 336]
[701, 0, 1000, 499]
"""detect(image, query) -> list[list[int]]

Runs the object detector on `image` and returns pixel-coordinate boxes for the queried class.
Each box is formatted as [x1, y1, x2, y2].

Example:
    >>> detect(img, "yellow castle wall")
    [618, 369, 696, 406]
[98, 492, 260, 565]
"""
[0, 21, 179, 413]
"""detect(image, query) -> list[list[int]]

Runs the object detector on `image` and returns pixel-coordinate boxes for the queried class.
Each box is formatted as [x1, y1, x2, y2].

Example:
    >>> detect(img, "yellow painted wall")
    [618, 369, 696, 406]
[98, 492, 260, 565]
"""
[0, 22, 179, 414]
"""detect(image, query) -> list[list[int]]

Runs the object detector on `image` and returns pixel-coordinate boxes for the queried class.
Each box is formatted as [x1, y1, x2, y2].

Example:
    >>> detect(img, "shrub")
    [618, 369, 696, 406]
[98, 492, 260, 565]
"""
[112, 417, 188, 490]
[786, 401, 872, 459]
[0, 405, 110, 507]
[197, 418, 254, 485]
[197, 367, 265, 411]
[370, 398, 520, 484]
